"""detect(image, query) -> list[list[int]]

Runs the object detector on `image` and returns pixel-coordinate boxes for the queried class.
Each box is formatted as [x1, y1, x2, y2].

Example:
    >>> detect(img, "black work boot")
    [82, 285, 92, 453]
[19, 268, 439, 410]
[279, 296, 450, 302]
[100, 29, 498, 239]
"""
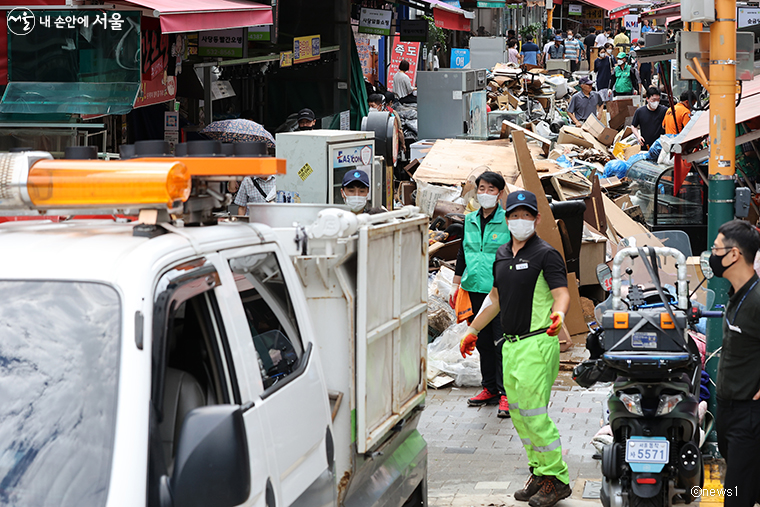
[528, 476, 572, 507]
[514, 473, 545, 501]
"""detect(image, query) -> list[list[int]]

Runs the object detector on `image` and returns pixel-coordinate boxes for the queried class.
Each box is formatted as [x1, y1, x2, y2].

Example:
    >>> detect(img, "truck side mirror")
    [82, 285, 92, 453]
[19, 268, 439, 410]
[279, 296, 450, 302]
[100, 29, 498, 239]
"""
[596, 263, 613, 292]
[165, 405, 251, 507]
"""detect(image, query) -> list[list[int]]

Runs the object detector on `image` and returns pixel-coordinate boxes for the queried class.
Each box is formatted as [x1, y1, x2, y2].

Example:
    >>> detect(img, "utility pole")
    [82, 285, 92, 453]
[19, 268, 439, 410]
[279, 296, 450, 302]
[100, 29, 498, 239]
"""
[704, 0, 737, 450]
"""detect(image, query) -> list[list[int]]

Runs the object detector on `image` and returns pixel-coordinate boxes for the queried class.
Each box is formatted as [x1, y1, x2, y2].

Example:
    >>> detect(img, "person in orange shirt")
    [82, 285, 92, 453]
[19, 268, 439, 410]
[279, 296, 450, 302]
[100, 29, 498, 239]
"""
[663, 90, 697, 135]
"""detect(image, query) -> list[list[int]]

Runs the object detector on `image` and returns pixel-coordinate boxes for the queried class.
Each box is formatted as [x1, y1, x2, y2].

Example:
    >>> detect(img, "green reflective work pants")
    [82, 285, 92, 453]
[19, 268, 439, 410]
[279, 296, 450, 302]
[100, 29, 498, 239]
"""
[502, 332, 569, 484]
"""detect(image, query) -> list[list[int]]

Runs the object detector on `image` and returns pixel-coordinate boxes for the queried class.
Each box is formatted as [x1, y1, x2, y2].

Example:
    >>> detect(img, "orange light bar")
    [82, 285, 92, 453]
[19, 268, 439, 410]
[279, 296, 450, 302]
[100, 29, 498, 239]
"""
[137, 157, 287, 178]
[614, 312, 629, 329]
[28, 160, 191, 208]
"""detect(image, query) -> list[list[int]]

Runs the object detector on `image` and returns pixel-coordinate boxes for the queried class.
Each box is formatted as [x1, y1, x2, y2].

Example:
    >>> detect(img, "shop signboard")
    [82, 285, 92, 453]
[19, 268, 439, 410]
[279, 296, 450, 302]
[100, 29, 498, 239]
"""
[359, 8, 392, 36]
[624, 14, 640, 41]
[199, 29, 244, 58]
[248, 25, 270, 41]
[387, 39, 420, 90]
[738, 7, 760, 28]
[568, 4, 583, 15]
[294, 34, 320, 63]
[135, 18, 176, 109]
[398, 19, 428, 42]
[280, 51, 293, 67]
[450, 48, 471, 69]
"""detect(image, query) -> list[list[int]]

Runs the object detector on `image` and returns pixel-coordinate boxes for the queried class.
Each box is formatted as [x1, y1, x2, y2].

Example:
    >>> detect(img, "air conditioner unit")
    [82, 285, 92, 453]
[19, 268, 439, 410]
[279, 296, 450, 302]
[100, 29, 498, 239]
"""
[681, 0, 715, 23]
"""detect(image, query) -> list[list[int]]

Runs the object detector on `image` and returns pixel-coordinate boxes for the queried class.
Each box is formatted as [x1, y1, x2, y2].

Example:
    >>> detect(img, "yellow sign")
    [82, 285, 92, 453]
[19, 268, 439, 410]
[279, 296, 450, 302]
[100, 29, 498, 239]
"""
[293, 34, 320, 64]
[280, 51, 293, 67]
[298, 163, 314, 181]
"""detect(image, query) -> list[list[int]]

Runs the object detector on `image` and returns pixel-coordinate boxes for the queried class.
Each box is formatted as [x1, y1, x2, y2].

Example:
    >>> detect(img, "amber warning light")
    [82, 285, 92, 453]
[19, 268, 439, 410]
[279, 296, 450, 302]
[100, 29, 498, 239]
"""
[0, 152, 191, 210]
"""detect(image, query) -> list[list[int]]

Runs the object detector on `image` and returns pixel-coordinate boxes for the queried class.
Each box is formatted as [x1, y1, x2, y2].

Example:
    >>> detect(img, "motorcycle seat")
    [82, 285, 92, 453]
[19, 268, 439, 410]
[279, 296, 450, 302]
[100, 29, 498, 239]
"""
[603, 351, 692, 376]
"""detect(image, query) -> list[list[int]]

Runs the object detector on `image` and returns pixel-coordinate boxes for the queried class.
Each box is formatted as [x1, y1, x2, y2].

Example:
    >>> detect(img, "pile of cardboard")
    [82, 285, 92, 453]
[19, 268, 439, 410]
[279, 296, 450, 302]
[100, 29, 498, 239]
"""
[487, 64, 561, 115]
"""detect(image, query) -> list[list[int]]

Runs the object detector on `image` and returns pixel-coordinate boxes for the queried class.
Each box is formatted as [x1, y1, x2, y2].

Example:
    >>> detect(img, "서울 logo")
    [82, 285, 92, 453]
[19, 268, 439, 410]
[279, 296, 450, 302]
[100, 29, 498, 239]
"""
[7, 8, 36, 35]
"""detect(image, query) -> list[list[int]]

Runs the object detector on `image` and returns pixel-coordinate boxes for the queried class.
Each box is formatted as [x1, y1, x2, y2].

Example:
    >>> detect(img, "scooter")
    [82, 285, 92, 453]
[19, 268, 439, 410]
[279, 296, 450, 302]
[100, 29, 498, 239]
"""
[573, 246, 722, 507]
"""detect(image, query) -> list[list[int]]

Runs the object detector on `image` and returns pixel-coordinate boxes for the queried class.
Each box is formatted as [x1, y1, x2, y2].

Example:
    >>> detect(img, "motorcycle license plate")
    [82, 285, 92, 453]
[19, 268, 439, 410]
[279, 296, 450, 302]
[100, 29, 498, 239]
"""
[625, 438, 669, 464]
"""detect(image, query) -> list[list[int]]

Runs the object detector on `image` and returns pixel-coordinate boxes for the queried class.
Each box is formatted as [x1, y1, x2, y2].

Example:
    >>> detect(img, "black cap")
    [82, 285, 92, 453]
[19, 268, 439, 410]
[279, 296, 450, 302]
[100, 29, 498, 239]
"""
[341, 169, 370, 188]
[505, 190, 539, 214]
[297, 108, 315, 122]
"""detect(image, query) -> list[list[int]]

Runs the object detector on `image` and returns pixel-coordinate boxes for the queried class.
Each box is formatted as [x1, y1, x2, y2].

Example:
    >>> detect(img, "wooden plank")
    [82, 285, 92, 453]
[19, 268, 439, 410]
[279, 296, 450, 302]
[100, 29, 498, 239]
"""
[505, 121, 552, 156]
[512, 129, 565, 259]
[413, 139, 522, 186]
[583, 174, 607, 235]
[565, 273, 587, 336]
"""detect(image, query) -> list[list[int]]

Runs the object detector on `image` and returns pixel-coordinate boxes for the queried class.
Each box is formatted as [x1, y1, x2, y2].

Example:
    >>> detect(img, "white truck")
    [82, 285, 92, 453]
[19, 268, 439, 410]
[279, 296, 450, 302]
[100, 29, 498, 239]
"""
[0, 150, 429, 507]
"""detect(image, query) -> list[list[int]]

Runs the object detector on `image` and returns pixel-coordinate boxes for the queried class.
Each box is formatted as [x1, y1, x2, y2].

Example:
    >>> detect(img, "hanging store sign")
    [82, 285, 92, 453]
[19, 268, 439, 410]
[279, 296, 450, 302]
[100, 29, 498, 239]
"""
[135, 20, 176, 109]
[387, 40, 420, 90]
[738, 7, 760, 28]
[398, 19, 428, 42]
[293, 34, 320, 63]
[280, 51, 293, 67]
[568, 4, 583, 15]
[450, 48, 471, 69]
[199, 29, 244, 58]
[359, 8, 392, 36]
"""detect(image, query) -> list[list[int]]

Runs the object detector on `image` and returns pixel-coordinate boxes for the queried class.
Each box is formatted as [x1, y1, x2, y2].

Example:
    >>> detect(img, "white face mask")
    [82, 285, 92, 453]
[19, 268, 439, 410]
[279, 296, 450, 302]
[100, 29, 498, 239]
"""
[345, 195, 368, 212]
[648, 100, 660, 110]
[508, 218, 536, 242]
[477, 192, 499, 209]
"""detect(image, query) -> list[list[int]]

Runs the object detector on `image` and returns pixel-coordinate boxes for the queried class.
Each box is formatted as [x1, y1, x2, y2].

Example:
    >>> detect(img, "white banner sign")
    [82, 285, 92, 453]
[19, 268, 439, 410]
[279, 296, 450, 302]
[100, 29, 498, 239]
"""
[624, 14, 640, 42]
[738, 7, 760, 28]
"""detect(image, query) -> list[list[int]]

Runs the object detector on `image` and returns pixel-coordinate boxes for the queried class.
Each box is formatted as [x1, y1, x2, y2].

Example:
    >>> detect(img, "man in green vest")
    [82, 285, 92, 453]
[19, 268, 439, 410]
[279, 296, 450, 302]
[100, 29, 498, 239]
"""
[450, 170, 512, 417]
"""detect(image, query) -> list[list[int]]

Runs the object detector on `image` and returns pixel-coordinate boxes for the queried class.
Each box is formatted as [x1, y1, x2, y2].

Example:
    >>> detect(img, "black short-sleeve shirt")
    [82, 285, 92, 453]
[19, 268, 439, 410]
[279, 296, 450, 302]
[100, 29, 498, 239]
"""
[492, 235, 568, 335]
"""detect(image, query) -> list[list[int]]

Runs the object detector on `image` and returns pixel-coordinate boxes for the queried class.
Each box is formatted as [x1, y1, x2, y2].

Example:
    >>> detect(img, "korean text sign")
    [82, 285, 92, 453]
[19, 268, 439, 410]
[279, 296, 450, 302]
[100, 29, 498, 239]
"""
[359, 8, 392, 36]
[387, 40, 420, 90]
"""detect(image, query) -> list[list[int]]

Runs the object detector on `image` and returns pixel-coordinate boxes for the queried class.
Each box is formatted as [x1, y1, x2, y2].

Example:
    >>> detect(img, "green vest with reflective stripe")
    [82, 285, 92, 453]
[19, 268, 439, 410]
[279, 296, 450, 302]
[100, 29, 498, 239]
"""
[461, 206, 511, 294]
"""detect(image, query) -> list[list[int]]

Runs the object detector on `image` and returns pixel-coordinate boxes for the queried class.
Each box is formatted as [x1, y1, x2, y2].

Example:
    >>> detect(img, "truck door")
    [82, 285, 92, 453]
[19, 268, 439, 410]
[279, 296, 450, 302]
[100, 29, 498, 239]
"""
[148, 258, 271, 507]
[220, 246, 334, 507]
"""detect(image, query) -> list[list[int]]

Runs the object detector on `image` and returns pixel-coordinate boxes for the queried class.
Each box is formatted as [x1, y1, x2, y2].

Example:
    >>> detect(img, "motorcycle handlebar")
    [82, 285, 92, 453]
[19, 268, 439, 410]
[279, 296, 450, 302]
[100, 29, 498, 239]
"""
[701, 310, 724, 319]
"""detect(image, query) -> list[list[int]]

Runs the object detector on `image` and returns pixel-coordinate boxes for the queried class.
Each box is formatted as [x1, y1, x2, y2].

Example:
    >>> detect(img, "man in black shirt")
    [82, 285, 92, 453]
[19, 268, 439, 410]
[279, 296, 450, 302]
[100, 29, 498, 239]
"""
[712, 220, 760, 507]
[584, 30, 597, 70]
[460, 191, 571, 507]
[631, 86, 667, 149]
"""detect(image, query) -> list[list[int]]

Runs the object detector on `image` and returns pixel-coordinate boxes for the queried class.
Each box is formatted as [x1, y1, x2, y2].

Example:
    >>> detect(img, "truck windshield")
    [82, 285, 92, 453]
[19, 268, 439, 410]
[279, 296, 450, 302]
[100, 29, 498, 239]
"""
[0, 281, 120, 507]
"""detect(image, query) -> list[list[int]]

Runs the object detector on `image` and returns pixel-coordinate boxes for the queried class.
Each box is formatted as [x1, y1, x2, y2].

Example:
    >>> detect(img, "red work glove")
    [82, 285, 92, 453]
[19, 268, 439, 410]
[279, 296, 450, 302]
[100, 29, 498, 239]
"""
[460, 327, 479, 358]
[547, 311, 565, 337]
[449, 285, 460, 309]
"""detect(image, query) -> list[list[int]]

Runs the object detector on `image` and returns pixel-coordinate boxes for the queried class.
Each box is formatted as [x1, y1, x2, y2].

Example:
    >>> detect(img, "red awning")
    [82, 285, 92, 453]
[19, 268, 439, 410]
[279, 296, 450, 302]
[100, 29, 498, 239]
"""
[640, 3, 681, 21]
[116, 0, 272, 33]
[579, 0, 627, 12]
[427, 0, 473, 31]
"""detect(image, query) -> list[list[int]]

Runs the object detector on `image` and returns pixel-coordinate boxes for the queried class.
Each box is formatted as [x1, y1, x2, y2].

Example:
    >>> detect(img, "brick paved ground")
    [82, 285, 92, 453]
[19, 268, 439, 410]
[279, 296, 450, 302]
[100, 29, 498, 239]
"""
[419, 358, 610, 507]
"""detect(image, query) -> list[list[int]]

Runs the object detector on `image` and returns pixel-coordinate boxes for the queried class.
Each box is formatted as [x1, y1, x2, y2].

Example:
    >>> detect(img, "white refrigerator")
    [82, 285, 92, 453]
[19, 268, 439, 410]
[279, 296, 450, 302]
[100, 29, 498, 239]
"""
[275, 130, 376, 205]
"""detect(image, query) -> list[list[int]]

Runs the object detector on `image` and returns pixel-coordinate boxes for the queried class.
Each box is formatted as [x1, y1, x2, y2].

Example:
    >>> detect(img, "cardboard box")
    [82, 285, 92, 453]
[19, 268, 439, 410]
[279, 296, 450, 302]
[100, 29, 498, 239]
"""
[580, 240, 607, 286]
[582, 115, 618, 146]
[558, 127, 594, 149]
[607, 98, 634, 130]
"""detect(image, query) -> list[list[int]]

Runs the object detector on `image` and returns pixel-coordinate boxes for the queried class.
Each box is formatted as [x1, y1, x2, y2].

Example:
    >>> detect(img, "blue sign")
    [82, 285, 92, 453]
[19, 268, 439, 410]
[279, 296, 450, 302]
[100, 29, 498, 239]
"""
[450, 48, 470, 69]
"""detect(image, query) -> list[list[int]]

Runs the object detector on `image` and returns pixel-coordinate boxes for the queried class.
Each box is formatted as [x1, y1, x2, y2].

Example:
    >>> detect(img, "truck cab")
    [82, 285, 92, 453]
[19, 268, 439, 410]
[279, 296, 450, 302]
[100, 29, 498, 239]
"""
[0, 149, 428, 507]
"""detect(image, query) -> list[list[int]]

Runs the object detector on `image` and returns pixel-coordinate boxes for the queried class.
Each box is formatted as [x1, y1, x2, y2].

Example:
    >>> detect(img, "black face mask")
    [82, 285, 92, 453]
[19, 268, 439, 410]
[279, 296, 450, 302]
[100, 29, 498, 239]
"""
[297, 125, 314, 131]
[709, 249, 738, 278]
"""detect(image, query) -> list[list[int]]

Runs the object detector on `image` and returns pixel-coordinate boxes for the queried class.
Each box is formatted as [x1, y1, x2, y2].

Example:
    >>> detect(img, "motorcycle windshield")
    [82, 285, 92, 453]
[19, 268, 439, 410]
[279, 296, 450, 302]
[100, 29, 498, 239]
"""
[0, 281, 120, 507]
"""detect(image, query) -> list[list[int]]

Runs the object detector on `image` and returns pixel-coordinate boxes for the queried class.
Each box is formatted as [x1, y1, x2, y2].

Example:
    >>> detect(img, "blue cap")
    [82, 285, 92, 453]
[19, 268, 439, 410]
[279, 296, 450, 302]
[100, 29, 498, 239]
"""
[505, 190, 539, 214]
[555, 36, 563, 41]
[342, 169, 370, 188]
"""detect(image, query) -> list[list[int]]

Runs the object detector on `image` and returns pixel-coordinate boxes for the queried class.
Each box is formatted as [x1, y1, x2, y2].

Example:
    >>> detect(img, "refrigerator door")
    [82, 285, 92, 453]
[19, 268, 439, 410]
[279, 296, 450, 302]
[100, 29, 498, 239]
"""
[328, 141, 375, 204]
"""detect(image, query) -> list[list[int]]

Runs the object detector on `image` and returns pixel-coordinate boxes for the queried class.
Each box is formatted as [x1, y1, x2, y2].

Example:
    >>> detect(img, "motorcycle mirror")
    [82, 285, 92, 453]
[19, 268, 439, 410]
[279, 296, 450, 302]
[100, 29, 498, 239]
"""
[700, 250, 714, 280]
[596, 263, 613, 291]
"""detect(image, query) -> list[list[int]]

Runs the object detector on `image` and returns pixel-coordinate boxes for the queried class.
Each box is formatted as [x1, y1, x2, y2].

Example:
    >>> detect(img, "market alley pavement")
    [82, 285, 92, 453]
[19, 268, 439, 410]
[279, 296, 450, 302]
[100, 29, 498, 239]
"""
[419, 349, 607, 507]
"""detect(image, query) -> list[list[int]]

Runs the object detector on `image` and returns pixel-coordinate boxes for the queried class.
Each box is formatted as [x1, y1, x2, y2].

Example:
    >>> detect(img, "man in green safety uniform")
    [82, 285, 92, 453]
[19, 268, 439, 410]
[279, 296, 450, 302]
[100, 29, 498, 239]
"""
[450, 170, 511, 417]
[461, 190, 571, 506]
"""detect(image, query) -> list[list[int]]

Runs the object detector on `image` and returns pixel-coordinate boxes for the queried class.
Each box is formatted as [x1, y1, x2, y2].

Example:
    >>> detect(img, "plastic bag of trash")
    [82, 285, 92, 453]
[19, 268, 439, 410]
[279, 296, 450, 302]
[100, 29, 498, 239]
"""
[535, 120, 553, 139]
[427, 322, 482, 387]
[602, 159, 630, 179]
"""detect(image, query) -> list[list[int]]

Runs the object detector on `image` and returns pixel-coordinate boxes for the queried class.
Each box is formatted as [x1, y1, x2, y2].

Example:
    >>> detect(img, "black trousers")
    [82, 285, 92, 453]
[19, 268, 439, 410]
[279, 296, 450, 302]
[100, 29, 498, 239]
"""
[570, 60, 579, 73]
[468, 291, 505, 396]
[716, 398, 760, 507]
